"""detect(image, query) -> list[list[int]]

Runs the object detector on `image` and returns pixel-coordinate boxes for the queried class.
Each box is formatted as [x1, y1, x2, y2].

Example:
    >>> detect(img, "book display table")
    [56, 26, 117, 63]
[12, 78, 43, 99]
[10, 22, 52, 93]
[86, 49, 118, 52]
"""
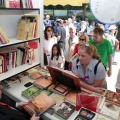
[2, 67, 120, 120]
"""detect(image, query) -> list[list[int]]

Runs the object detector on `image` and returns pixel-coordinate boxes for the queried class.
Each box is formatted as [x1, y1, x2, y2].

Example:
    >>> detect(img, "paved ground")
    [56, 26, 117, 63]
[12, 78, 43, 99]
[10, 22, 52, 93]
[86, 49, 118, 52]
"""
[106, 50, 120, 92]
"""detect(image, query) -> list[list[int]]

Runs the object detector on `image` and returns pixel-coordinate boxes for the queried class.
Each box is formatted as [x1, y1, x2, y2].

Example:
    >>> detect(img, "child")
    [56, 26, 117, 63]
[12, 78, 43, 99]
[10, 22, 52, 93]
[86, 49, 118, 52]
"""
[49, 44, 63, 68]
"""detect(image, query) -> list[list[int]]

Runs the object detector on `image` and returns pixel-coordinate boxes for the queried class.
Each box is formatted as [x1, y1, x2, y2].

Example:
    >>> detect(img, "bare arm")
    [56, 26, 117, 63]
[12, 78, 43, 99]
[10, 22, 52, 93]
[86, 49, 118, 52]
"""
[80, 80, 103, 93]
[107, 54, 112, 77]
[57, 36, 61, 42]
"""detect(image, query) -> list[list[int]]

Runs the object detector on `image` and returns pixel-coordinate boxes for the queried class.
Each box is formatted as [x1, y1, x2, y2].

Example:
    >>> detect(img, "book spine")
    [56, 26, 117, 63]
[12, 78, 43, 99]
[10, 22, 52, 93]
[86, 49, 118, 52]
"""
[0, 34, 7, 44]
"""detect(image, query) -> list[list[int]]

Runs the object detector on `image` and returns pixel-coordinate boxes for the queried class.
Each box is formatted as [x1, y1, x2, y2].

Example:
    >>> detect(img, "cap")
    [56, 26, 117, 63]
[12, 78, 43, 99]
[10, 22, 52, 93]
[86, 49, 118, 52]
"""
[56, 19, 62, 24]
[109, 25, 117, 30]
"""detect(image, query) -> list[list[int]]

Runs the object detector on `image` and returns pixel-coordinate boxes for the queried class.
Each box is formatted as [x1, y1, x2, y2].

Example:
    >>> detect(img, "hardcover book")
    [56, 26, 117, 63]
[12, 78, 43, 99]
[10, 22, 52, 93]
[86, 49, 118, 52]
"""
[33, 76, 54, 89]
[23, 93, 56, 116]
[47, 66, 81, 96]
[55, 102, 75, 119]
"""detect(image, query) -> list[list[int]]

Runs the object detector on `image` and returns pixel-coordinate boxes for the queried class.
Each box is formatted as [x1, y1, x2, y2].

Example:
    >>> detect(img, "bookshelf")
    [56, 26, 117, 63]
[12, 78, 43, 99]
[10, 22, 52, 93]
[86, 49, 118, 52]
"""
[0, 8, 41, 81]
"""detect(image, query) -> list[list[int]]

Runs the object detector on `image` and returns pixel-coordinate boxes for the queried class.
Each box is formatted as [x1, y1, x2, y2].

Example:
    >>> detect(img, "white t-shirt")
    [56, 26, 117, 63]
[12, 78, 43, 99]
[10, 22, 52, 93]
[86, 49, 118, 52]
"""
[49, 56, 63, 68]
[43, 36, 57, 55]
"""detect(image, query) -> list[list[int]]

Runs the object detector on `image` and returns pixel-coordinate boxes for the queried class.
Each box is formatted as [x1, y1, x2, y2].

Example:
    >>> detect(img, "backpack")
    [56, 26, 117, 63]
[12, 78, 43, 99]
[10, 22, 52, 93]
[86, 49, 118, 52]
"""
[76, 58, 104, 75]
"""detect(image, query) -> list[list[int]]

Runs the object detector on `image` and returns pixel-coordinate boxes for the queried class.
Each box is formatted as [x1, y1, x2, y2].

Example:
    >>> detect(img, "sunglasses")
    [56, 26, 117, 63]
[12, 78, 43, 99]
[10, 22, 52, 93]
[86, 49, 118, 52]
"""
[79, 38, 85, 41]
[47, 30, 52, 32]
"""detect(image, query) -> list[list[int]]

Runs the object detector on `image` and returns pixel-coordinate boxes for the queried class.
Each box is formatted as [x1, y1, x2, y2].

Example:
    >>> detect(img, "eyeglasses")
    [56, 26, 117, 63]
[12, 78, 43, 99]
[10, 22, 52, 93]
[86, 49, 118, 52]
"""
[79, 38, 85, 41]
[47, 30, 52, 32]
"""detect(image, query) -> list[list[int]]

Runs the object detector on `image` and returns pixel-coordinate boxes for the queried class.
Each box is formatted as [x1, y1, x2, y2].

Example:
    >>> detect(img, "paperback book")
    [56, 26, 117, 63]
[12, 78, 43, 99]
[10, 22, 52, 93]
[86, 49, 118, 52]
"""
[55, 102, 75, 120]
[74, 107, 98, 120]
[21, 85, 41, 99]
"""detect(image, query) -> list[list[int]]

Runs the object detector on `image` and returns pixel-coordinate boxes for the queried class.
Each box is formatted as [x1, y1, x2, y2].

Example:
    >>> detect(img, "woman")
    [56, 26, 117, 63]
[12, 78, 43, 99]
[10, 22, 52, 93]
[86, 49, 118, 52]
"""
[43, 26, 57, 65]
[72, 33, 89, 57]
[72, 44, 106, 93]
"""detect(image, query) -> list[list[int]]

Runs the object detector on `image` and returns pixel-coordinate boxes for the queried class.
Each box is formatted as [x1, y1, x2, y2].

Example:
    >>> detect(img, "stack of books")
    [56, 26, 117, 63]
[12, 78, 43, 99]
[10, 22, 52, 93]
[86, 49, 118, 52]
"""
[16, 15, 38, 40]
[0, 27, 9, 44]
[2, 77, 21, 89]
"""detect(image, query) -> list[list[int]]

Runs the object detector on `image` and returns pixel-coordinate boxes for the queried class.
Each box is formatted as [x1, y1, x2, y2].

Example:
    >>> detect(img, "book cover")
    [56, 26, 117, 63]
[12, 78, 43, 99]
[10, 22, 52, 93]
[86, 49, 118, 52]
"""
[22, 85, 41, 99]
[23, 93, 56, 116]
[47, 66, 81, 92]
[65, 91, 89, 105]
[55, 102, 75, 119]
[76, 94, 99, 112]
[100, 102, 120, 120]
[50, 83, 71, 96]
[105, 90, 120, 106]
[97, 114, 112, 120]
[33, 76, 54, 89]
[74, 107, 97, 120]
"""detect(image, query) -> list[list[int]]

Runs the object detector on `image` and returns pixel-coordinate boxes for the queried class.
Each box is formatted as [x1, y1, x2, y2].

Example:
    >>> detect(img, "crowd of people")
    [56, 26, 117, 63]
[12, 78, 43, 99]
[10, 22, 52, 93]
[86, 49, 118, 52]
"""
[43, 14, 120, 94]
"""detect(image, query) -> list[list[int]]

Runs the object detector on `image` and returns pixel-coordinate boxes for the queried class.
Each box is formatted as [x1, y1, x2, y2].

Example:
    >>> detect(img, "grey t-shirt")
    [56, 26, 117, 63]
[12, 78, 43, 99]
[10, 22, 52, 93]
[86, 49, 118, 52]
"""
[72, 58, 106, 85]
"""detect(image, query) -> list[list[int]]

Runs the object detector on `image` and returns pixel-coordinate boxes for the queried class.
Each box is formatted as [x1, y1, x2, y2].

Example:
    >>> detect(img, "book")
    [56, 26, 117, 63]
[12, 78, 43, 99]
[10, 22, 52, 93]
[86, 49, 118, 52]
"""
[22, 85, 41, 99]
[74, 107, 97, 120]
[23, 93, 56, 116]
[2, 77, 21, 89]
[65, 91, 89, 105]
[33, 76, 54, 89]
[100, 102, 120, 120]
[50, 83, 71, 96]
[105, 90, 120, 106]
[90, 92, 106, 112]
[29, 72, 42, 80]
[96, 114, 112, 120]
[76, 94, 99, 112]
[47, 66, 81, 94]
[55, 102, 75, 120]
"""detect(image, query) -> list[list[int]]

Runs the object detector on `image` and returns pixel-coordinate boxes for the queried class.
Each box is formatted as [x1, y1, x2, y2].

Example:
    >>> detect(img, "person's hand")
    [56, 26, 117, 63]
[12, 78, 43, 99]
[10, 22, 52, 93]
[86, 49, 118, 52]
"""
[30, 114, 40, 120]
[17, 102, 28, 109]
[107, 69, 112, 77]
[95, 87, 103, 94]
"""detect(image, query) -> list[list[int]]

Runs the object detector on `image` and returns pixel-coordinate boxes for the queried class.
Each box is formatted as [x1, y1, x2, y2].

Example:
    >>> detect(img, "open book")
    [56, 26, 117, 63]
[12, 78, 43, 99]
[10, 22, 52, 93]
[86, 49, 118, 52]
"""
[47, 66, 81, 96]
[23, 93, 56, 116]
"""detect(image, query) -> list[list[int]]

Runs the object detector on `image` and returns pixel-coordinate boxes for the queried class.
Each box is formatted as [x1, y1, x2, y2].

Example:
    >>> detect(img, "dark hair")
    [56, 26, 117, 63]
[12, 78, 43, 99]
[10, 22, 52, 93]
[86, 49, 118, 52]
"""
[93, 27, 104, 37]
[44, 26, 53, 40]
[51, 44, 61, 60]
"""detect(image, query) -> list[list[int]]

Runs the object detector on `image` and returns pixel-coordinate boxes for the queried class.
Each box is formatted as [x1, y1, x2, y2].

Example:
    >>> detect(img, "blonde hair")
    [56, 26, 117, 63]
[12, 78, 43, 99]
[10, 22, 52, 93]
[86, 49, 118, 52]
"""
[79, 33, 89, 43]
[78, 44, 100, 60]
[69, 26, 76, 33]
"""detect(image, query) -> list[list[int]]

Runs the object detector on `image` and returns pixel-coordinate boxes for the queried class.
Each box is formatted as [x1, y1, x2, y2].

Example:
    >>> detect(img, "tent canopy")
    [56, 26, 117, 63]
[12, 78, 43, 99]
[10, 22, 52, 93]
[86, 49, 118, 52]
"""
[44, 0, 89, 6]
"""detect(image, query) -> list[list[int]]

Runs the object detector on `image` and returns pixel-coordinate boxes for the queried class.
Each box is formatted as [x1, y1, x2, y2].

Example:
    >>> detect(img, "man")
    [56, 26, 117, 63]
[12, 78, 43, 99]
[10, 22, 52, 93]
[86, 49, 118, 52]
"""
[89, 27, 113, 77]
[44, 15, 51, 27]
[0, 83, 40, 120]
[56, 19, 66, 57]
[65, 26, 78, 70]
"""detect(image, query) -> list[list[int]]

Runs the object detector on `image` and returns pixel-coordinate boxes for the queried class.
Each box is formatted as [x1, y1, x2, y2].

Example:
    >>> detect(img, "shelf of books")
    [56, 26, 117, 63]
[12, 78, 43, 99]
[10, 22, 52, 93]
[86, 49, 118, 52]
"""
[0, 37, 40, 47]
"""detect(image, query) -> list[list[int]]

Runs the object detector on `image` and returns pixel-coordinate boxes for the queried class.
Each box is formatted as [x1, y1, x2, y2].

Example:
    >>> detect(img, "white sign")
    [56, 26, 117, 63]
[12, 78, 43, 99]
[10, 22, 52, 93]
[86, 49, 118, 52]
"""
[90, 0, 120, 24]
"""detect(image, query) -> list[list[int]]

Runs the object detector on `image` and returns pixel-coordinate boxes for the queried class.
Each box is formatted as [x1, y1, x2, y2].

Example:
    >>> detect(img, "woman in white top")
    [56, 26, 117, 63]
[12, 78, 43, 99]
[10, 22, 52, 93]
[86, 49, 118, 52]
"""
[43, 26, 57, 64]
[49, 44, 63, 68]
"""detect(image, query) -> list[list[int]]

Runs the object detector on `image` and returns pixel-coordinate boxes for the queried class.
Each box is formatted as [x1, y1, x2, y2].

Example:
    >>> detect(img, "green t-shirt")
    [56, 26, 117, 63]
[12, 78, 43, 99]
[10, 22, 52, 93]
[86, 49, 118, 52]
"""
[89, 38, 113, 67]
